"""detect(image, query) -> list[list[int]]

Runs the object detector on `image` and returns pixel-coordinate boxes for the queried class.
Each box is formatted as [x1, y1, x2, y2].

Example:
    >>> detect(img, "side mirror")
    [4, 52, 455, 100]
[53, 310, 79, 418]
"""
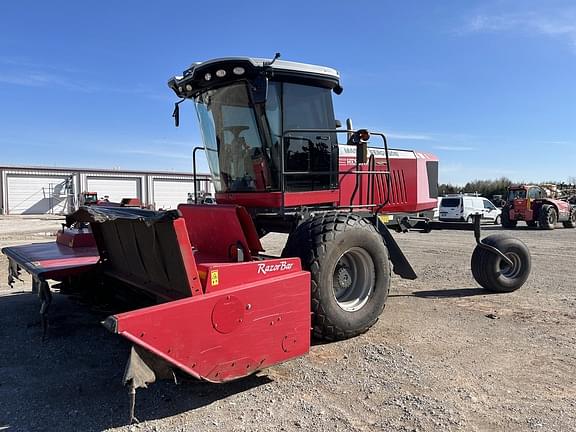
[347, 129, 370, 164]
[335, 119, 342, 128]
[172, 98, 186, 127]
[172, 102, 180, 127]
[356, 141, 368, 164]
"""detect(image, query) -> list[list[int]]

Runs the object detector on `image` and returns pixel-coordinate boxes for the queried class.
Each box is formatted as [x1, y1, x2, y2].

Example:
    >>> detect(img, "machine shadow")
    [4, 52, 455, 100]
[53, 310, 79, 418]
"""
[482, 225, 542, 232]
[389, 287, 499, 299]
[0, 292, 275, 432]
[413, 287, 496, 298]
[130, 374, 273, 425]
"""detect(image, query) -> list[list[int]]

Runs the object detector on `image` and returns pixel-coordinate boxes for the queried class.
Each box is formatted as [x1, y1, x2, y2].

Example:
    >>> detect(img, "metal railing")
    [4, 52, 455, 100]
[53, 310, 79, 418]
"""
[192, 128, 393, 214]
[280, 129, 392, 213]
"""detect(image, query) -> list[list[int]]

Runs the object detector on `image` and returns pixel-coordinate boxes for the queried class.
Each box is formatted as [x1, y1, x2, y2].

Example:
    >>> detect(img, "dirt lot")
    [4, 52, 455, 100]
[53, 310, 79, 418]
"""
[0, 215, 574, 432]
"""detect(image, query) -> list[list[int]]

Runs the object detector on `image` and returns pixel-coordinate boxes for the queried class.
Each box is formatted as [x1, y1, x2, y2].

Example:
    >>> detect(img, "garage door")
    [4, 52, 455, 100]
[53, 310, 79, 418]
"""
[86, 177, 140, 203]
[153, 179, 194, 210]
[7, 175, 72, 215]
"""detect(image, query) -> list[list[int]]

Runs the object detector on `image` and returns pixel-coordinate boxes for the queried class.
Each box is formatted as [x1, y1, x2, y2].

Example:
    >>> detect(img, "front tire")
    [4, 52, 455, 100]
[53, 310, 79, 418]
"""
[494, 215, 501, 225]
[501, 207, 517, 228]
[538, 205, 557, 230]
[562, 208, 576, 228]
[471, 234, 531, 293]
[282, 212, 391, 341]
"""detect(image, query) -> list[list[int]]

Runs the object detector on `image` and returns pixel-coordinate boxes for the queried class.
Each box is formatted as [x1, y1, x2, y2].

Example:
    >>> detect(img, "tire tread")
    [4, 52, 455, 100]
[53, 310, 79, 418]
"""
[282, 212, 390, 341]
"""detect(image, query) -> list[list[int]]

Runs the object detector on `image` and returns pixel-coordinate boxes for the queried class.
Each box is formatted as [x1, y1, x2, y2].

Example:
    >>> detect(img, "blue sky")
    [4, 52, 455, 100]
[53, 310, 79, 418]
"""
[0, 0, 574, 185]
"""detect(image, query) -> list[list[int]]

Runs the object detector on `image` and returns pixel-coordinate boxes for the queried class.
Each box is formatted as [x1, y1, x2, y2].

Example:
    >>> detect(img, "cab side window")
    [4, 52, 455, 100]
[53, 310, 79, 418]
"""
[483, 200, 496, 210]
[282, 83, 338, 191]
[528, 188, 541, 199]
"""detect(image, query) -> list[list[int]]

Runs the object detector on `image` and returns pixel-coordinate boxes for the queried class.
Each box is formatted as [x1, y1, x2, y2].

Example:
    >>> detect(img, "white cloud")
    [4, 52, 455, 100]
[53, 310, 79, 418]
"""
[371, 128, 483, 144]
[116, 149, 188, 159]
[364, 127, 436, 141]
[0, 70, 169, 100]
[460, 10, 576, 50]
[0, 56, 78, 72]
[440, 162, 465, 173]
[541, 140, 572, 145]
[434, 145, 476, 151]
[0, 71, 94, 92]
[149, 138, 198, 148]
[386, 132, 435, 141]
[0, 58, 168, 100]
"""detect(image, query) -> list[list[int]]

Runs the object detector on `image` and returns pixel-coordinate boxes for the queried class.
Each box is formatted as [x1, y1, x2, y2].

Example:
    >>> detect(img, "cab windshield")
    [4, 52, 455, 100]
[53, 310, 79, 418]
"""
[194, 80, 337, 193]
[195, 82, 273, 192]
[508, 189, 527, 200]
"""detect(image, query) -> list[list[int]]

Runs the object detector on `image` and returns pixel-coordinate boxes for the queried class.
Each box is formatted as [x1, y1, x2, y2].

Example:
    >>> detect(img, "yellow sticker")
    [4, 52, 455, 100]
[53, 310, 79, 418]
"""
[378, 214, 391, 223]
[210, 270, 219, 286]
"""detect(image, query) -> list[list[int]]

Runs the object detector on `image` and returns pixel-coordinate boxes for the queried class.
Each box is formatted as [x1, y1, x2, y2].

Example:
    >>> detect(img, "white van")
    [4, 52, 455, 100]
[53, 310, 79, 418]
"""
[439, 195, 501, 224]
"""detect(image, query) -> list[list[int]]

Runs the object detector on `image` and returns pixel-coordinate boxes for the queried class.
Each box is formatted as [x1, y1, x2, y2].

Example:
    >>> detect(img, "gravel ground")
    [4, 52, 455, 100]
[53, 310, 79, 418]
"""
[0, 216, 574, 432]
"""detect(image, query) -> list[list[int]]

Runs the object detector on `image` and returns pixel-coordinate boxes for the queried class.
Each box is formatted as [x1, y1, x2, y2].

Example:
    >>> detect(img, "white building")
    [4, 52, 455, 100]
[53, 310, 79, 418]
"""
[0, 165, 213, 215]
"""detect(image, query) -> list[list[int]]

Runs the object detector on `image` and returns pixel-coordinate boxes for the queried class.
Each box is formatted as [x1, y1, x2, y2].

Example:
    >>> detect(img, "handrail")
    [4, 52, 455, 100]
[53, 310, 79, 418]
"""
[192, 146, 205, 204]
[279, 128, 392, 213]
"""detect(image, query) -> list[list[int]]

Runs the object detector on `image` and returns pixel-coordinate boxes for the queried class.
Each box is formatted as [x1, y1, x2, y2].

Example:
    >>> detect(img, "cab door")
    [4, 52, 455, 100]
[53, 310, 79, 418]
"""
[482, 199, 499, 221]
[526, 187, 543, 220]
[282, 83, 338, 192]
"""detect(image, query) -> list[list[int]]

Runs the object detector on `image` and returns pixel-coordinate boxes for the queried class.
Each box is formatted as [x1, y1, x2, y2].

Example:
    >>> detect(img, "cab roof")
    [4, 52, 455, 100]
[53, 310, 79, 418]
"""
[509, 184, 539, 189]
[168, 56, 342, 98]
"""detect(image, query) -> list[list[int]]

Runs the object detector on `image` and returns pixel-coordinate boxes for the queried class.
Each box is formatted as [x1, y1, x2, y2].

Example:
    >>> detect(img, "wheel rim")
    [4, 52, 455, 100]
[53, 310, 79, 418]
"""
[332, 247, 375, 312]
[548, 211, 556, 225]
[499, 252, 522, 279]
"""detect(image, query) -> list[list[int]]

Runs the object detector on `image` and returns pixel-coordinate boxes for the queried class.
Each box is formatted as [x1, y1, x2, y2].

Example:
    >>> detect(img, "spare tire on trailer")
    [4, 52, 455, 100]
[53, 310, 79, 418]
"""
[471, 234, 531, 293]
[282, 212, 390, 341]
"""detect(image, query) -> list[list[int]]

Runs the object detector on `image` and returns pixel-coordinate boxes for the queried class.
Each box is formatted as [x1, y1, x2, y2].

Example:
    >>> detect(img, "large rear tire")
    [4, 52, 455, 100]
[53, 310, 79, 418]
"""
[282, 212, 391, 341]
[562, 208, 576, 228]
[501, 207, 517, 228]
[538, 205, 557, 230]
[471, 234, 531, 293]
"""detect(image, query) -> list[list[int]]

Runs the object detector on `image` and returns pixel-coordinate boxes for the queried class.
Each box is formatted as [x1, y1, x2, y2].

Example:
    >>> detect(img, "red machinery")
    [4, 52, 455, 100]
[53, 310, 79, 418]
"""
[2, 55, 532, 422]
[79, 191, 100, 205]
[501, 184, 576, 229]
[79, 191, 143, 208]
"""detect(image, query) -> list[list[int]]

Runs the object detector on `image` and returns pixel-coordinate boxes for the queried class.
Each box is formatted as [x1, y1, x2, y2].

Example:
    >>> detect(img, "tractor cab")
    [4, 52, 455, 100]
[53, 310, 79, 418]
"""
[169, 56, 439, 230]
[80, 191, 99, 205]
[506, 185, 544, 214]
[169, 57, 341, 202]
[504, 185, 543, 223]
[507, 185, 545, 203]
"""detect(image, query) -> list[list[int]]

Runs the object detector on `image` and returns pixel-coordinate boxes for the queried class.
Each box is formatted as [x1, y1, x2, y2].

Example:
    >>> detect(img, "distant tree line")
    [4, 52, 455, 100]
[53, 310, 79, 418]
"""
[438, 177, 513, 201]
[438, 177, 576, 203]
